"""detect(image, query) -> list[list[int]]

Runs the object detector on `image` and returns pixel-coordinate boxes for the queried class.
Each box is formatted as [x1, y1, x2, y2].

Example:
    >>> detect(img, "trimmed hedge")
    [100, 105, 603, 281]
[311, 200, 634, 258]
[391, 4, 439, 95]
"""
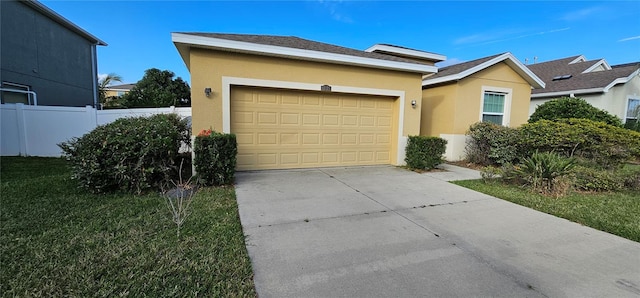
[193, 130, 237, 186]
[59, 114, 190, 194]
[465, 122, 519, 166]
[529, 97, 622, 127]
[405, 136, 447, 170]
[519, 119, 640, 168]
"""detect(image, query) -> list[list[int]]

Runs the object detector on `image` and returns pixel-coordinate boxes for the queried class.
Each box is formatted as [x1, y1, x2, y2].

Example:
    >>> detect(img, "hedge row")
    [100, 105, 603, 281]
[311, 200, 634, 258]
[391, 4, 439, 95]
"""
[466, 119, 640, 168]
[405, 136, 447, 170]
[193, 129, 237, 186]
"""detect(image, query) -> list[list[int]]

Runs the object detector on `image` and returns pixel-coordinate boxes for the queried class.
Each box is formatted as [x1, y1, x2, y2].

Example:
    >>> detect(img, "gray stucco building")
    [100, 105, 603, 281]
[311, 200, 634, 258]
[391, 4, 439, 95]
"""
[1, 0, 106, 107]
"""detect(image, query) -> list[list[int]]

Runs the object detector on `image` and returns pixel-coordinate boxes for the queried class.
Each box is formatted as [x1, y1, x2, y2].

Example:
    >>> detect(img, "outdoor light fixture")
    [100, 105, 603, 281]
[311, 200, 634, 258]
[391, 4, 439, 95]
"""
[411, 100, 417, 108]
[204, 87, 212, 97]
[320, 84, 332, 92]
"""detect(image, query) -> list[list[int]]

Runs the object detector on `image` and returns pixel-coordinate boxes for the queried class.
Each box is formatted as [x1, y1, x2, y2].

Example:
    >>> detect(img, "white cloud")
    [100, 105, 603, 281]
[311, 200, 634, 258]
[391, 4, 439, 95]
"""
[560, 6, 602, 21]
[316, 0, 354, 23]
[453, 27, 570, 48]
[618, 35, 640, 42]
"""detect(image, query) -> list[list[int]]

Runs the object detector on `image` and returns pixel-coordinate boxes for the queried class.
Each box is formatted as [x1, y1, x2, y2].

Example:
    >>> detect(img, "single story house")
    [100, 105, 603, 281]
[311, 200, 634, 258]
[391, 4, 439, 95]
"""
[527, 55, 640, 124]
[421, 53, 545, 161]
[173, 33, 543, 170]
[0, 0, 106, 107]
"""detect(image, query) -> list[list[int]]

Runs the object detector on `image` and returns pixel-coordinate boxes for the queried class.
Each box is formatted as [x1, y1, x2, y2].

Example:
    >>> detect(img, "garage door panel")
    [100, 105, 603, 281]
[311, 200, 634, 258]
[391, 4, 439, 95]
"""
[231, 87, 395, 170]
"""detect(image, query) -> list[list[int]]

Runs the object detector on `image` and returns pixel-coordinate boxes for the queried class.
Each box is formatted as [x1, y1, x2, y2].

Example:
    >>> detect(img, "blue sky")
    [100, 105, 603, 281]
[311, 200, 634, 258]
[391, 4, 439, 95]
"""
[42, 1, 640, 85]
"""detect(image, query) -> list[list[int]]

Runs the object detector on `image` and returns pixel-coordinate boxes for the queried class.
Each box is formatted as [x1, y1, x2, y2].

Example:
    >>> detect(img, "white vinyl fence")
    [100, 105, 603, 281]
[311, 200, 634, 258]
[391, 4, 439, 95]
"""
[1, 103, 191, 157]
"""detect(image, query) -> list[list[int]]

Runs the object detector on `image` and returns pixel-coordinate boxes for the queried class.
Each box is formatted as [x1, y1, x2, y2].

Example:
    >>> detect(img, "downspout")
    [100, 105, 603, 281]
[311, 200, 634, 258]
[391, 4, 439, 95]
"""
[90, 44, 98, 108]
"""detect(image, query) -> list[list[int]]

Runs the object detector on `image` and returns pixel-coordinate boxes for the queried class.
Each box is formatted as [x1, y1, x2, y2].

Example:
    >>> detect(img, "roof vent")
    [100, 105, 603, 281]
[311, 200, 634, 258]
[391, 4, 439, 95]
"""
[552, 75, 572, 81]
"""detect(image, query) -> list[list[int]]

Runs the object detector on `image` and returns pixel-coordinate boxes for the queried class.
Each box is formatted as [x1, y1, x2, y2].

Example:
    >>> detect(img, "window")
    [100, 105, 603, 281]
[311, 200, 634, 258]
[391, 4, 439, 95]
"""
[482, 91, 506, 125]
[627, 98, 639, 123]
[117, 91, 125, 96]
[1, 82, 32, 105]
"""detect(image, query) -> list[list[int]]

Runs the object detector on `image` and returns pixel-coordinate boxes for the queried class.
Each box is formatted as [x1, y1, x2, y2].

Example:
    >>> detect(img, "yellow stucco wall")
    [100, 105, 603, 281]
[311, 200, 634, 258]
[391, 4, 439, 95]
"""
[421, 62, 534, 160]
[187, 47, 424, 165]
[422, 62, 532, 135]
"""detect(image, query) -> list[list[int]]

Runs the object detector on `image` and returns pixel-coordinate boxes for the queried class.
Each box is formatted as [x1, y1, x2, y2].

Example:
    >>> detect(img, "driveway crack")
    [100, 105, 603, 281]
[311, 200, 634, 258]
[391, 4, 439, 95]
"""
[318, 168, 447, 238]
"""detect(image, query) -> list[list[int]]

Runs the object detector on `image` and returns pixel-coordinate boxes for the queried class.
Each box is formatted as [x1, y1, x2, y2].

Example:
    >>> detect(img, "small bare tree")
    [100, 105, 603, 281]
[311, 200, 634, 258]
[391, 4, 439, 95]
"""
[162, 160, 197, 238]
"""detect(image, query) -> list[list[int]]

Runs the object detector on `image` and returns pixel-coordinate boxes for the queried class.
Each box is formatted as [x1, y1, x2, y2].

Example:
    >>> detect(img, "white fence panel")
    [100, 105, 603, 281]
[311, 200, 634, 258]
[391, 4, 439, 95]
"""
[1, 104, 21, 156]
[1, 104, 191, 157]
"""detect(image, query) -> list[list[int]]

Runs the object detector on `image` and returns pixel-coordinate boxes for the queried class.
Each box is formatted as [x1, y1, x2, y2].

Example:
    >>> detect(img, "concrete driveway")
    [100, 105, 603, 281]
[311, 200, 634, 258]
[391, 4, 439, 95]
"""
[235, 166, 640, 297]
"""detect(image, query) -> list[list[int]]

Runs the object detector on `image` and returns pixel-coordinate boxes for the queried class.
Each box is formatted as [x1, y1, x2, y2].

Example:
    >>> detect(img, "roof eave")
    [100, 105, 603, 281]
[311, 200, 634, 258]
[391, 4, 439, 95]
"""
[172, 33, 437, 74]
[531, 88, 604, 98]
[22, 0, 107, 46]
[422, 53, 545, 88]
[365, 44, 446, 63]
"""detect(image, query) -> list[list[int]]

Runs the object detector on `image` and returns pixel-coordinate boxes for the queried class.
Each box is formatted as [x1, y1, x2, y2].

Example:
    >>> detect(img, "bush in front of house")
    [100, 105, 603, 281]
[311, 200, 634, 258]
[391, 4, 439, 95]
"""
[405, 136, 447, 170]
[465, 122, 520, 166]
[529, 97, 622, 127]
[514, 151, 576, 196]
[59, 114, 190, 194]
[518, 119, 640, 168]
[193, 129, 237, 186]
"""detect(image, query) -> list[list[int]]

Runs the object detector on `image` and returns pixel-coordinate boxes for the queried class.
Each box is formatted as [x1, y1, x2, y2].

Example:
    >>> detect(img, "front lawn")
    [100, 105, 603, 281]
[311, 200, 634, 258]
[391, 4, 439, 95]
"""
[0, 157, 256, 297]
[453, 179, 640, 242]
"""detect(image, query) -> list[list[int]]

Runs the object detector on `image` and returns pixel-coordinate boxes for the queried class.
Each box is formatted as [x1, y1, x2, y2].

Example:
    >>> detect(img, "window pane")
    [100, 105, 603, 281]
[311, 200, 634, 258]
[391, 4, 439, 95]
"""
[483, 92, 505, 113]
[482, 114, 503, 125]
[627, 99, 639, 118]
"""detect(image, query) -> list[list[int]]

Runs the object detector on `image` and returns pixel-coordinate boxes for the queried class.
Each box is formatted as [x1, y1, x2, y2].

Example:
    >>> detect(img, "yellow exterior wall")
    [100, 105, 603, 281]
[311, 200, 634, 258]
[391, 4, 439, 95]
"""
[421, 83, 457, 136]
[421, 62, 534, 161]
[188, 48, 424, 165]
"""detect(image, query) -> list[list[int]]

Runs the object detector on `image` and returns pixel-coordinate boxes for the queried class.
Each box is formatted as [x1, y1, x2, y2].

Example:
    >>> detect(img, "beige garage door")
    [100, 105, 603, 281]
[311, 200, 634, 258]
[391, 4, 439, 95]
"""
[231, 86, 396, 170]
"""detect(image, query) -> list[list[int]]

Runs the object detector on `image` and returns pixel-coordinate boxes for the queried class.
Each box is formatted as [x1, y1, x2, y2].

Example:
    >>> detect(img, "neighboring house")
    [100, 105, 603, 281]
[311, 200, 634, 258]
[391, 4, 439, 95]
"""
[421, 53, 545, 161]
[173, 32, 444, 170]
[527, 55, 640, 124]
[0, 0, 106, 107]
[104, 83, 135, 98]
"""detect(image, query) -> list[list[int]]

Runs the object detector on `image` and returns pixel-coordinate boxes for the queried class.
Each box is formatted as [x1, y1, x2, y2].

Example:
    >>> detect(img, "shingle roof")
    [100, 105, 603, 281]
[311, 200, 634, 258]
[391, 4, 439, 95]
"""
[425, 53, 504, 79]
[528, 56, 640, 95]
[180, 33, 429, 65]
[421, 52, 544, 88]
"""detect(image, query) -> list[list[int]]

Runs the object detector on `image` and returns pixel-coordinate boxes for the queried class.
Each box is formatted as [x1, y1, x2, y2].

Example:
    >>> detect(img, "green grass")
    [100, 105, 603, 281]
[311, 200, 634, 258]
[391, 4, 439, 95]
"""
[453, 179, 640, 242]
[1, 157, 256, 297]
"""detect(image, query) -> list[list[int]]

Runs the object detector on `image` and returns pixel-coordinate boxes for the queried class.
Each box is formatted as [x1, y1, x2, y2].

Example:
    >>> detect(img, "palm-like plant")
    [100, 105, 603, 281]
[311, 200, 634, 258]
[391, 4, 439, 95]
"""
[98, 73, 123, 104]
[516, 151, 576, 193]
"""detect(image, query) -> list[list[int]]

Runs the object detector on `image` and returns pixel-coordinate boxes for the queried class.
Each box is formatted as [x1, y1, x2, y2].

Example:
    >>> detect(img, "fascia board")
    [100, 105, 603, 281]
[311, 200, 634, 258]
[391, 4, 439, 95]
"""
[423, 53, 545, 88]
[569, 55, 587, 64]
[531, 88, 604, 98]
[582, 59, 612, 73]
[365, 44, 447, 62]
[172, 33, 437, 74]
[603, 68, 640, 92]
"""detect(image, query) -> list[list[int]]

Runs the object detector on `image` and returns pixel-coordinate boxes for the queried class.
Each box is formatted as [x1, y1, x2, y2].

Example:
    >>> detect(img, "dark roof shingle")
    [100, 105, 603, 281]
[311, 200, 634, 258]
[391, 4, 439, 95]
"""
[179, 32, 430, 65]
[426, 53, 504, 79]
[528, 56, 639, 95]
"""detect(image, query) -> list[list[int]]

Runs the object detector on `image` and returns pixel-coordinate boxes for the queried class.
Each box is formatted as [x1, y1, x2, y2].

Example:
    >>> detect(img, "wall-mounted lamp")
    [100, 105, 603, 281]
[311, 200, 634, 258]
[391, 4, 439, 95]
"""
[204, 87, 212, 97]
[320, 84, 332, 92]
[411, 100, 417, 108]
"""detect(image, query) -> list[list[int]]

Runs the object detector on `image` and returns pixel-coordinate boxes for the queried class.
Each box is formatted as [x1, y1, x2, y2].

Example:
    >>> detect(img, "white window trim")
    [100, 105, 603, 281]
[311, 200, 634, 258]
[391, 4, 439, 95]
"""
[221, 76, 407, 165]
[479, 86, 512, 126]
[1, 82, 33, 105]
[626, 96, 640, 122]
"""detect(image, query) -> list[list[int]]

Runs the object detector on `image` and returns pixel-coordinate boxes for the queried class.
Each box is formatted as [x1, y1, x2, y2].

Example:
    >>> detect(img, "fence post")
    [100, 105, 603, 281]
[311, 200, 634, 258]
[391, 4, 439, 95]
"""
[15, 103, 28, 156]
[86, 105, 97, 130]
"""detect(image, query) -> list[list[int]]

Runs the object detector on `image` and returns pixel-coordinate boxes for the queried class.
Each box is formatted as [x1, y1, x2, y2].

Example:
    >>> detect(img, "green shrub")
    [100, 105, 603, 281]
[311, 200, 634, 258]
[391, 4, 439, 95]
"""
[193, 129, 237, 186]
[529, 97, 622, 126]
[617, 165, 640, 191]
[519, 119, 640, 168]
[515, 151, 576, 195]
[625, 119, 640, 132]
[465, 122, 519, 166]
[59, 114, 190, 194]
[572, 166, 622, 192]
[405, 136, 447, 170]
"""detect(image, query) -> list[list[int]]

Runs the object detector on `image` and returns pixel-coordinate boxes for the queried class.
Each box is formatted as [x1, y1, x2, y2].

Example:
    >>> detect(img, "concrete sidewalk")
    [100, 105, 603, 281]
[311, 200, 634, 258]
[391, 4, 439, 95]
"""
[235, 165, 640, 297]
